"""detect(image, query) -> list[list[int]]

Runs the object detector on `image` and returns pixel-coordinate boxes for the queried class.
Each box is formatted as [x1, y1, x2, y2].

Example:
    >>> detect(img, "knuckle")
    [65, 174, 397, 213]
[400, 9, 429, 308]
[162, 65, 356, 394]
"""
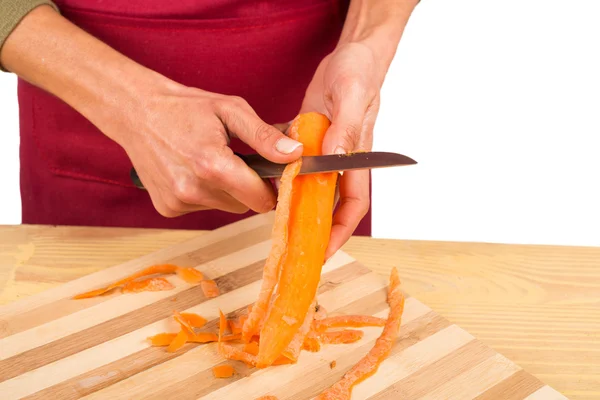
[254, 124, 276, 144]
[229, 95, 249, 108]
[172, 179, 199, 205]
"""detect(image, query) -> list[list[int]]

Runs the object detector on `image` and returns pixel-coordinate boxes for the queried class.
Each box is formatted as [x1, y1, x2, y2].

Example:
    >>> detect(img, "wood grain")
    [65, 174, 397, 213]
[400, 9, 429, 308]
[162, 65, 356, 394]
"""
[0, 212, 597, 398]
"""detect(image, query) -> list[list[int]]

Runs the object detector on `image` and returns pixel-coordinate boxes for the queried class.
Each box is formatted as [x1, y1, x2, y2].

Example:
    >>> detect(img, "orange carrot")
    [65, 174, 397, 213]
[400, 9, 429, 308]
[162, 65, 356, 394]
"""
[73, 264, 179, 299]
[257, 112, 338, 367]
[242, 158, 302, 343]
[148, 333, 177, 346]
[188, 333, 219, 343]
[229, 315, 247, 335]
[212, 364, 235, 378]
[282, 297, 317, 362]
[176, 267, 204, 283]
[330, 360, 337, 369]
[122, 277, 174, 293]
[167, 329, 188, 353]
[180, 312, 207, 328]
[314, 315, 386, 332]
[316, 267, 405, 399]
[256, 396, 279, 400]
[173, 311, 195, 335]
[200, 280, 220, 298]
[318, 329, 364, 345]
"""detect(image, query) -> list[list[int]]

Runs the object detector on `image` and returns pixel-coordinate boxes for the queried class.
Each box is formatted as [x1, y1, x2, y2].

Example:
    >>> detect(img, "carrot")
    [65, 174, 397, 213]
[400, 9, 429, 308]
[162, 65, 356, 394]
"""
[330, 360, 337, 369]
[167, 329, 189, 353]
[212, 364, 235, 378]
[257, 112, 338, 367]
[73, 264, 179, 299]
[200, 280, 220, 298]
[148, 333, 177, 346]
[242, 158, 302, 343]
[314, 315, 386, 332]
[188, 332, 219, 343]
[318, 329, 364, 345]
[180, 312, 207, 328]
[316, 267, 405, 399]
[122, 277, 174, 293]
[281, 297, 317, 362]
[173, 311, 195, 335]
[255, 396, 279, 400]
[176, 267, 204, 283]
[229, 315, 247, 335]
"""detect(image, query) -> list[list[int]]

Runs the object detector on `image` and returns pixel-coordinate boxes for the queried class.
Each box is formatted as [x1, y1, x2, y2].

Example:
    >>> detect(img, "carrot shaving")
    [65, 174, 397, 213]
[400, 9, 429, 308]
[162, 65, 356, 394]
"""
[188, 332, 219, 343]
[330, 360, 337, 369]
[173, 311, 195, 335]
[282, 297, 317, 362]
[318, 329, 364, 345]
[316, 267, 405, 400]
[122, 277, 174, 293]
[255, 396, 279, 400]
[73, 264, 180, 299]
[229, 315, 247, 335]
[242, 158, 302, 343]
[176, 267, 204, 283]
[314, 315, 386, 332]
[180, 312, 207, 328]
[200, 280, 220, 298]
[148, 333, 177, 346]
[167, 329, 188, 353]
[212, 364, 235, 378]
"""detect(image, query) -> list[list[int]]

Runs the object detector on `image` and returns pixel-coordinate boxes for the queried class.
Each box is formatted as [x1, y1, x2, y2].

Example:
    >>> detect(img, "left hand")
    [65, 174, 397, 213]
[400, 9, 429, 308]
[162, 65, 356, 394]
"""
[300, 42, 384, 259]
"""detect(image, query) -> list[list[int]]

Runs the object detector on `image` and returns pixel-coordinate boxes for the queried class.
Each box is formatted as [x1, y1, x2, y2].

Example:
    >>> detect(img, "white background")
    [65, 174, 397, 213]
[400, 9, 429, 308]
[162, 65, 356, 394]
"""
[1, 0, 599, 247]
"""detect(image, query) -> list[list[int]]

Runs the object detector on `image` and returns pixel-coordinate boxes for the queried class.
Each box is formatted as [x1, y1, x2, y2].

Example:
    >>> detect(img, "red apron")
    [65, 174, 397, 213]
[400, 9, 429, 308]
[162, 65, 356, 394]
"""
[17, 0, 372, 235]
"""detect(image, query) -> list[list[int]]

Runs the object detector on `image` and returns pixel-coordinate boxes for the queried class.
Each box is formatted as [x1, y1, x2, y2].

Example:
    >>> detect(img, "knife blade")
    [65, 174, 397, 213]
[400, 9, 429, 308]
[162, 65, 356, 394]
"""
[129, 151, 416, 189]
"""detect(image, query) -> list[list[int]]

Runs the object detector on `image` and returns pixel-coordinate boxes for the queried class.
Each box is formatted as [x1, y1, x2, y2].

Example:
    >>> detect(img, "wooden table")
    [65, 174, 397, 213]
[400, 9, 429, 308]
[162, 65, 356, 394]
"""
[0, 224, 598, 400]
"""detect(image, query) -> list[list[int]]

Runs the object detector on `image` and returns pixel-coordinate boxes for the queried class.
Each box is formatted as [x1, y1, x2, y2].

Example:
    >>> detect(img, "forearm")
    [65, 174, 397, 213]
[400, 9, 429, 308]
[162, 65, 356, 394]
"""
[0, 5, 173, 145]
[338, 0, 419, 81]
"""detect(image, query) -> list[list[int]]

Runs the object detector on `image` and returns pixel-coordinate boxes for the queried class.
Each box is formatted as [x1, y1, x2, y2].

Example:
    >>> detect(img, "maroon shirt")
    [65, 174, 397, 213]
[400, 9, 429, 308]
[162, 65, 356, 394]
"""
[17, 0, 371, 235]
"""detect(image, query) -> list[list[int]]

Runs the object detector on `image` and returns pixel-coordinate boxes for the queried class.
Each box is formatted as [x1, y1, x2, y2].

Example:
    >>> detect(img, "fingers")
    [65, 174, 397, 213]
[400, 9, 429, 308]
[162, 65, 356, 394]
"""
[218, 97, 303, 163]
[191, 145, 277, 214]
[322, 82, 367, 155]
[325, 169, 370, 260]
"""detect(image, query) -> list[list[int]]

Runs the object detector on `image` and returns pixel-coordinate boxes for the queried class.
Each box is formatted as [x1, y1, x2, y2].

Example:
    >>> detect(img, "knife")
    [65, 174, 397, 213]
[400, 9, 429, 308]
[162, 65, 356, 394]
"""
[129, 151, 417, 189]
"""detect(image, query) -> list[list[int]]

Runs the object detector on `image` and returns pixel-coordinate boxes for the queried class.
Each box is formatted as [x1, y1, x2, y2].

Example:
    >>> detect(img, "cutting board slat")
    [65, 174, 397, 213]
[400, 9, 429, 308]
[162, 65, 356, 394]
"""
[0, 213, 567, 400]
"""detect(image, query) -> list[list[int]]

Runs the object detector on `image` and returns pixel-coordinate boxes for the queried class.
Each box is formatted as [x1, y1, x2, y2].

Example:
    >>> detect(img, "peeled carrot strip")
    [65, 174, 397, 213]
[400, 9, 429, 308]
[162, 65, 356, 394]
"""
[316, 267, 405, 400]
[200, 280, 220, 298]
[212, 364, 235, 378]
[242, 158, 302, 343]
[167, 329, 188, 353]
[122, 277, 175, 293]
[282, 297, 317, 362]
[229, 315, 247, 335]
[148, 333, 177, 346]
[314, 315, 386, 332]
[330, 360, 337, 369]
[180, 312, 207, 328]
[257, 112, 338, 367]
[188, 332, 219, 343]
[176, 267, 204, 283]
[318, 329, 364, 345]
[302, 334, 321, 352]
[173, 311, 195, 335]
[256, 396, 279, 400]
[73, 264, 179, 299]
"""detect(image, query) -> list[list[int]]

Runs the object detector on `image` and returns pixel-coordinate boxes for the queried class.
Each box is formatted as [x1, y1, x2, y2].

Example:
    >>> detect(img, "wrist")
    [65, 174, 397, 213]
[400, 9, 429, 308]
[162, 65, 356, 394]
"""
[337, 0, 419, 82]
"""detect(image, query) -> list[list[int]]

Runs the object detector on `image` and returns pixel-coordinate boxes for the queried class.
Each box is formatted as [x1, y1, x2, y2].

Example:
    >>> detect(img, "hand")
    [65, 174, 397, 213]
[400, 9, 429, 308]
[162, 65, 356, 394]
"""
[300, 42, 383, 259]
[115, 83, 304, 217]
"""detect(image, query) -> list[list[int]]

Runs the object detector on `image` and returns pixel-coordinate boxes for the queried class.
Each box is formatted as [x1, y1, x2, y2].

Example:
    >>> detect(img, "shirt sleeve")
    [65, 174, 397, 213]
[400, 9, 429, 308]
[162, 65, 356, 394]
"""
[0, 0, 60, 72]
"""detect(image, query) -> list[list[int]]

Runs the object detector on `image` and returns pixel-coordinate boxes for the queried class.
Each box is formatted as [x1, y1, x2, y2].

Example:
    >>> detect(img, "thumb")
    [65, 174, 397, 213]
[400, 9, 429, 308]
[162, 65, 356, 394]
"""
[221, 106, 303, 164]
[322, 93, 365, 155]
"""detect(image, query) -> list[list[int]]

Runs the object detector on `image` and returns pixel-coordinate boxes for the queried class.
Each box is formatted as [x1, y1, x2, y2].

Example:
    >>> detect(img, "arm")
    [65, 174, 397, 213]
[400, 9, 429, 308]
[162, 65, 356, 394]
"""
[299, 0, 420, 258]
[0, 4, 303, 217]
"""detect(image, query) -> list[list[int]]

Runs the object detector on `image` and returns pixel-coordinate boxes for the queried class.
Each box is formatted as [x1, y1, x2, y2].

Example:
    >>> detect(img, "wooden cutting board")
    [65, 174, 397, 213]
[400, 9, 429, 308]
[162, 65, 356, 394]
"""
[0, 213, 567, 400]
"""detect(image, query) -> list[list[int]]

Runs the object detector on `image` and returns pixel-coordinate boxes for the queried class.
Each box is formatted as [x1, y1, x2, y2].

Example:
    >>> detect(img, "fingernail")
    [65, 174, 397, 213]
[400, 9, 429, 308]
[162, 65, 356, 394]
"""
[334, 146, 346, 155]
[276, 137, 302, 154]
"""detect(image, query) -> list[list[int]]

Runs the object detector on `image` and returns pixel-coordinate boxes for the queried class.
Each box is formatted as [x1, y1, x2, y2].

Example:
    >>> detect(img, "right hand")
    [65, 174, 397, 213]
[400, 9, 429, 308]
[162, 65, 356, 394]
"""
[113, 82, 304, 217]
